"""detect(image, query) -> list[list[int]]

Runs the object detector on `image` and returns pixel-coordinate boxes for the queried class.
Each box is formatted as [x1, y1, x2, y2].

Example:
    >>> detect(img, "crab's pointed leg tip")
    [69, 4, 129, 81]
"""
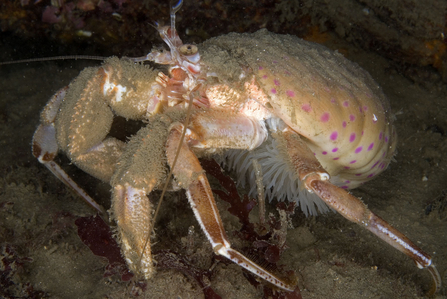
[427, 265, 442, 296]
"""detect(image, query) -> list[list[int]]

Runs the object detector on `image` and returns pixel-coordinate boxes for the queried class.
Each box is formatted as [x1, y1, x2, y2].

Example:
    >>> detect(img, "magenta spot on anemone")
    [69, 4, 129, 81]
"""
[385, 136, 389, 143]
[262, 75, 268, 79]
[379, 162, 386, 169]
[302, 104, 312, 112]
[259, 66, 264, 70]
[367, 142, 374, 151]
[344, 166, 350, 169]
[350, 160, 357, 164]
[382, 151, 386, 157]
[359, 106, 363, 113]
[343, 101, 349, 107]
[367, 173, 375, 178]
[284, 70, 291, 75]
[286, 90, 295, 97]
[274, 79, 280, 86]
[362, 130, 364, 136]
[272, 60, 278, 64]
[355, 173, 362, 176]
[322, 151, 327, 155]
[342, 121, 347, 128]
[366, 93, 372, 98]
[349, 114, 356, 121]
[330, 131, 338, 141]
[349, 133, 356, 142]
[321, 112, 330, 122]
[363, 105, 368, 111]
[379, 132, 383, 140]
[333, 157, 339, 160]
[332, 147, 338, 152]
[355, 146, 363, 153]
[344, 180, 350, 183]
[371, 161, 379, 169]
[341, 186, 349, 189]
[330, 97, 336, 103]
[271, 88, 277, 94]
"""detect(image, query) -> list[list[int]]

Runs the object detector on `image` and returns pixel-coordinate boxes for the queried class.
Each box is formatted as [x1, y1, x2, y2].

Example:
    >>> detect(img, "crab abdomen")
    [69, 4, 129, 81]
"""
[200, 29, 396, 189]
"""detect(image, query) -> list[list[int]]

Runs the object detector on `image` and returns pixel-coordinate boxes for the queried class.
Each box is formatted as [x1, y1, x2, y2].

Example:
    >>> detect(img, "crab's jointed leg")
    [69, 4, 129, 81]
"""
[280, 127, 441, 293]
[165, 116, 295, 291]
[32, 87, 107, 215]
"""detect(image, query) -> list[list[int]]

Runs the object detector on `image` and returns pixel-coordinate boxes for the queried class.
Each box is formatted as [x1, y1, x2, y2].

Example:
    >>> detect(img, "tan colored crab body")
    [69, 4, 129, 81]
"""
[32, 23, 440, 293]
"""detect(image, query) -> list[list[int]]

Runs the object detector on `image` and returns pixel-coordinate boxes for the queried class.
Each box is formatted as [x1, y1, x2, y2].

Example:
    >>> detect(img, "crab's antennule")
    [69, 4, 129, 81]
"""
[171, 0, 183, 46]
[149, 21, 158, 30]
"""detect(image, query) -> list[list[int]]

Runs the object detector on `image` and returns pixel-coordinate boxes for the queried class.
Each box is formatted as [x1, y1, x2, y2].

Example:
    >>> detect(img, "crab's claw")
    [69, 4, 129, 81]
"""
[109, 115, 173, 280]
[112, 184, 154, 279]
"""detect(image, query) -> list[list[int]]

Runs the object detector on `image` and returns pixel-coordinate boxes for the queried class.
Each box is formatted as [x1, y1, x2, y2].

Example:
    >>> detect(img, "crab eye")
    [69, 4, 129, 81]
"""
[180, 44, 198, 55]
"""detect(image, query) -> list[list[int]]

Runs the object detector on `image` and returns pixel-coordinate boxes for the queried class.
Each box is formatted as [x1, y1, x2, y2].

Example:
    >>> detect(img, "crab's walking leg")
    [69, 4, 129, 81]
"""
[166, 120, 294, 291]
[280, 128, 441, 293]
[32, 88, 106, 215]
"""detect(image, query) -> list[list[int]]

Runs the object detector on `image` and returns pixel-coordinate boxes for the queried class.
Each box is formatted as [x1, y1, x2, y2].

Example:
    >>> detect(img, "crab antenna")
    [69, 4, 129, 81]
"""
[171, 0, 183, 46]
[0, 55, 106, 66]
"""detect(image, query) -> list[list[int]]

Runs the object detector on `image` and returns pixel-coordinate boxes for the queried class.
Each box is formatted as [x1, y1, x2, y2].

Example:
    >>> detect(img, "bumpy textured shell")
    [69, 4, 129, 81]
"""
[199, 29, 397, 191]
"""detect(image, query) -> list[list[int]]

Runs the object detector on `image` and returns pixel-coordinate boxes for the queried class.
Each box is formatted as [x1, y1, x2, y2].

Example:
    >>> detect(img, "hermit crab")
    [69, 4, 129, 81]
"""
[31, 0, 441, 292]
